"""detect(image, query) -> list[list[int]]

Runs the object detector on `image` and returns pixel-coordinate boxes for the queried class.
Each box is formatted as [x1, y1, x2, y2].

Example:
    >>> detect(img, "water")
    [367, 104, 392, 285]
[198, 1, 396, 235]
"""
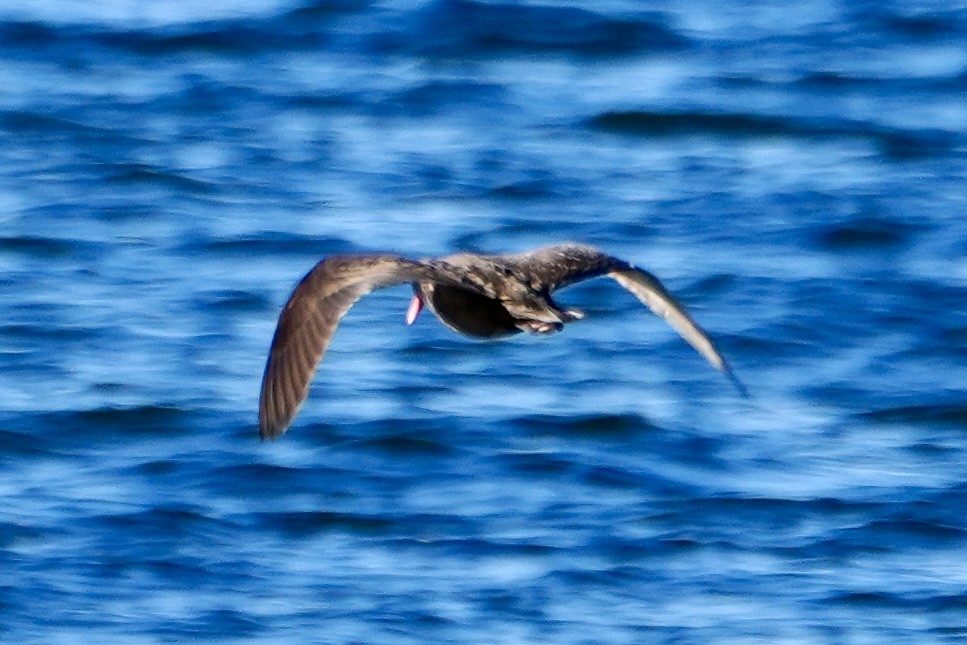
[1, 1, 966, 642]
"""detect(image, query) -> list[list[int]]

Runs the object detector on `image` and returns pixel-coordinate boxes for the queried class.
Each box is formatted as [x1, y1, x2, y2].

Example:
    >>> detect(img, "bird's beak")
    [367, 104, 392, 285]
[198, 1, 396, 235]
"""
[405, 293, 424, 325]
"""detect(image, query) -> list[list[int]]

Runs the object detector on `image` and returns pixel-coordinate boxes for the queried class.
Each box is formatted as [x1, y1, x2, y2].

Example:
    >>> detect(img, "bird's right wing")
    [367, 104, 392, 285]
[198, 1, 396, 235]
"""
[508, 243, 746, 395]
[503, 243, 619, 292]
[609, 268, 746, 396]
[259, 255, 437, 439]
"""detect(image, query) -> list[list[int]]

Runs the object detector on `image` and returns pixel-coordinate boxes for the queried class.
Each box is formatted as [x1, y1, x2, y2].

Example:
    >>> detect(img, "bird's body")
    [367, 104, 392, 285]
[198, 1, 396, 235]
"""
[258, 243, 744, 439]
[416, 282, 523, 338]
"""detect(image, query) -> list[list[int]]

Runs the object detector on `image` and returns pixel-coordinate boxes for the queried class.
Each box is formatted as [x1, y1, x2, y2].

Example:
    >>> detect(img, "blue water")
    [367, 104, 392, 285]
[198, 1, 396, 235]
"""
[2, 1, 966, 642]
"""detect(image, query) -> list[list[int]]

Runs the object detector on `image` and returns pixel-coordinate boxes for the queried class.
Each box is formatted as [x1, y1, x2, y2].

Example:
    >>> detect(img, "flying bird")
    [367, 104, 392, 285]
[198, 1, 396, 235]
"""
[258, 243, 745, 439]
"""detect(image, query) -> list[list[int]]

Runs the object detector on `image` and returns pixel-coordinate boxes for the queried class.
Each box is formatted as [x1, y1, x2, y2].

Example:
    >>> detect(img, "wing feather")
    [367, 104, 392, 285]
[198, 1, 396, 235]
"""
[504, 243, 618, 292]
[509, 243, 746, 394]
[611, 268, 746, 395]
[258, 255, 432, 439]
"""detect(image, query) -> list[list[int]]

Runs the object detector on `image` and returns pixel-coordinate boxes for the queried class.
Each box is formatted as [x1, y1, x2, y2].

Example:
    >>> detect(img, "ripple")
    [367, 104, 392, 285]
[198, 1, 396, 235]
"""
[587, 110, 956, 159]
[814, 216, 922, 250]
[256, 510, 397, 537]
[859, 403, 967, 429]
[375, 0, 688, 57]
[512, 412, 660, 437]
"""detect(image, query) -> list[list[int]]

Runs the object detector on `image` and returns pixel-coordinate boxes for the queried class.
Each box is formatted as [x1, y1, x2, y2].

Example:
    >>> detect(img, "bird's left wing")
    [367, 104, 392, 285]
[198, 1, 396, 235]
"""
[259, 255, 444, 439]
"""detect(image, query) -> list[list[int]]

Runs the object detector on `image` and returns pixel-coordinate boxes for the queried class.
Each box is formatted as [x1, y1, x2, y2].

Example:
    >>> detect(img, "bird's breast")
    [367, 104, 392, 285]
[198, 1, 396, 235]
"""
[427, 284, 521, 339]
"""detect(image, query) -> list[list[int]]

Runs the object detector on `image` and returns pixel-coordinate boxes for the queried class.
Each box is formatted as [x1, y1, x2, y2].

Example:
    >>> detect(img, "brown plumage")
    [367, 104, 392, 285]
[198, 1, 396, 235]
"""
[258, 243, 745, 439]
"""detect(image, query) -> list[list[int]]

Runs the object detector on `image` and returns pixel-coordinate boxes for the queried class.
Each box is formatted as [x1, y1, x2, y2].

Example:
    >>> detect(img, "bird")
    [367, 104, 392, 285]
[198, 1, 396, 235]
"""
[258, 243, 745, 439]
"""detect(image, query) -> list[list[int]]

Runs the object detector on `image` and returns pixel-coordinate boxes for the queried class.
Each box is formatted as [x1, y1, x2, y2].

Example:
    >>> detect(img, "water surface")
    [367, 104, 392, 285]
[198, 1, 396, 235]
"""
[1, 1, 966, 642]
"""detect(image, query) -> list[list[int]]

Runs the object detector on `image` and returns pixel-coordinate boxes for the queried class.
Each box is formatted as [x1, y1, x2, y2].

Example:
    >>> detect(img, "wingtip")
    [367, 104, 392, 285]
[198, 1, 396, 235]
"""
[258, 409, 290, 441]
[258, 421, 276, 441]
[259, 424, 285, 441]
[724, 368, 750, 399]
